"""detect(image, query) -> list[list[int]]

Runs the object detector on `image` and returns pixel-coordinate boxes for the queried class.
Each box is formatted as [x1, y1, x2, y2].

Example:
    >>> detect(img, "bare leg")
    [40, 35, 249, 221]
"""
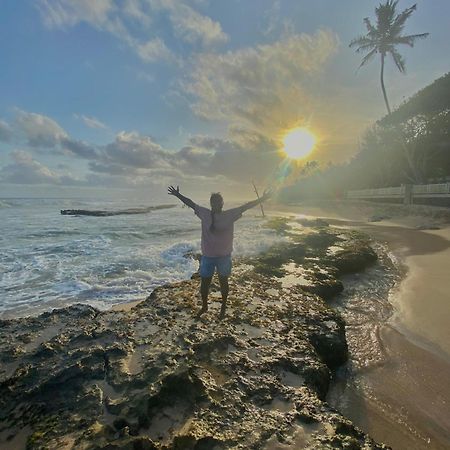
[198, 276, 212, 316]
[218, 275, 229, 319]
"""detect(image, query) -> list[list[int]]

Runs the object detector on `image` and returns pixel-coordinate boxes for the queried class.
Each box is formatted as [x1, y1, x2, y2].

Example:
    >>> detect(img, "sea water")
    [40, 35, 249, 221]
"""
[0, 198, 281, 318]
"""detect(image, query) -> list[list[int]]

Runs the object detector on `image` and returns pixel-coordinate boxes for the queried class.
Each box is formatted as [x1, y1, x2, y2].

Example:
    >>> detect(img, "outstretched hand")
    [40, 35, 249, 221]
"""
[168, 185, 180, 197]
[261, 187, 274, 201]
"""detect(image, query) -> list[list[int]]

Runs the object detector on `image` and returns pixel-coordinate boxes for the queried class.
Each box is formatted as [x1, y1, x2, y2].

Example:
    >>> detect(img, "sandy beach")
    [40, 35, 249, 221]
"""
[267, 201, 450, 449]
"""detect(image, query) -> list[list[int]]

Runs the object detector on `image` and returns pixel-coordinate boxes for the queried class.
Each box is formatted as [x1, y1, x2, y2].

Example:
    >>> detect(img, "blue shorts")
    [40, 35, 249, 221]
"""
[200, 255, 232, 278]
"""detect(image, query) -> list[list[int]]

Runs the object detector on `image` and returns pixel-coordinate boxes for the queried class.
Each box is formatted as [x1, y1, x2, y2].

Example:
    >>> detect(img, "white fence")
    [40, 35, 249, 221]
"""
[412, 183, 450, 197]
[347, 183, 450, 203]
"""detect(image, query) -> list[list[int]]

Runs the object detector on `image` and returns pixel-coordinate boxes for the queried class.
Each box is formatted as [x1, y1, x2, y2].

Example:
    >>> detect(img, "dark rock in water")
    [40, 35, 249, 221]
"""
[60, 204, 176, 216]
[368, 215, 390, 223]
[298, 218, 330, 227]
[415, 224, 441, 230]
[0, 223, 388, 449]
[326, 242, 378, 275]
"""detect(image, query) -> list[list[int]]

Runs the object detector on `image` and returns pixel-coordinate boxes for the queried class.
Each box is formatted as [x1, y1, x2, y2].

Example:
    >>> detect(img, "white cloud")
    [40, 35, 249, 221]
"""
[168, 3, 228, 46]
[0, 120, 13, 142]
[36, 0, 226, 65]
[1, 150, 61, 185]
[37, 0, 167, 64]
[178, 132, 279, 183]
[99, 131, 175, 169]
[183, 30, 340, 137]
[38, 0, 117, 30]
[123, 0, 152, 25]
[15, 110, 68, 147]
[60, 137, 99, 160]
[136, 38, 174, 63]
[74, 114, 108, 130]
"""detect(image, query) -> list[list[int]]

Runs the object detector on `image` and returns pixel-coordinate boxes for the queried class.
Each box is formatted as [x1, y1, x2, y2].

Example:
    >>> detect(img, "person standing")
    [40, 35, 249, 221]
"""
[168, 186, 271, 319]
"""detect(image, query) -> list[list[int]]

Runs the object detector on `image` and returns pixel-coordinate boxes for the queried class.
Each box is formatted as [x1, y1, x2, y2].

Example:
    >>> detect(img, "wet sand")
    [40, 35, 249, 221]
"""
[270, 202, 450, 449]
[330, 220, 450, 359]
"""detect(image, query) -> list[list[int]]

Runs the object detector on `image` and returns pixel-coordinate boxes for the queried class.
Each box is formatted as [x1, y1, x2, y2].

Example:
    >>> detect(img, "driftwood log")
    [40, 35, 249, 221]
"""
[60, 204, 176, 216]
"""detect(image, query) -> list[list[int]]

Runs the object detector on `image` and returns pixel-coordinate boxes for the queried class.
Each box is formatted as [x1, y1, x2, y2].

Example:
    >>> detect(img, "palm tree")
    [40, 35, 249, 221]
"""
[350, 1, 429, 115]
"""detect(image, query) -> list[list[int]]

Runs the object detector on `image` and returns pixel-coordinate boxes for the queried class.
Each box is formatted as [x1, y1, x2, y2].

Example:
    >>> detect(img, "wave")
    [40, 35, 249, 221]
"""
[0, 212, 286, 319]
[0, 200, 13, 208]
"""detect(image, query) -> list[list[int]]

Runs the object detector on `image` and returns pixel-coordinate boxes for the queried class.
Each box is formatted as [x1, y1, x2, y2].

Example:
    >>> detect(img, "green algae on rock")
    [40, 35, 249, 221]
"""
[0, 220, 387, 449]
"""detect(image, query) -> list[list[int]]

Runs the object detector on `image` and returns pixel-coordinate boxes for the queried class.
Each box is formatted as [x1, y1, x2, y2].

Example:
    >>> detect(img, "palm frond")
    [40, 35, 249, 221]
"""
[358, 48, 378, 69]
[349, 35, 376, 52]
[375, 0, 398, 35]
[363, 17, 377, 37]
[394, 33, 430, 47]
[391, 4, 417, 35]
[390, 48, 406, 73]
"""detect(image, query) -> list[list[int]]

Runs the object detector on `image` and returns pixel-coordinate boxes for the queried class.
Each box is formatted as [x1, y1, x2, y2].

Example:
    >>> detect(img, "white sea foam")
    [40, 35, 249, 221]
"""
[0, 199, 283, 318]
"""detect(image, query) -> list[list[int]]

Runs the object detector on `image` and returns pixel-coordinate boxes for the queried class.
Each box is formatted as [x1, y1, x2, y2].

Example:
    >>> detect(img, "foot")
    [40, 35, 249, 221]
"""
[196, 306, 208, 318]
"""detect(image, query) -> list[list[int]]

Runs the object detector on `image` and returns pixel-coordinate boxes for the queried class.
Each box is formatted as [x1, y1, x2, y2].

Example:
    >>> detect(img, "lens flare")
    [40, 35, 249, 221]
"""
[282, 128, 316, 159]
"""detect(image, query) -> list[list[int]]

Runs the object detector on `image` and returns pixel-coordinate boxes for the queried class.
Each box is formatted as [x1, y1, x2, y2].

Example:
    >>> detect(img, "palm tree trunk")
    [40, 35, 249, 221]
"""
[380, 53, 391, 115]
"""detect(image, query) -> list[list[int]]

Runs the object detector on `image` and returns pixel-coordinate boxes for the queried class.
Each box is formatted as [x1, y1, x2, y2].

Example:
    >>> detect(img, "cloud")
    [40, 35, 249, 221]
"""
[37, 0, 117, 30]
[74, 114, 108, 130]
[10, 110, 100, 160]
[178, 132, 279, 183]
[3, 105, 282, 190]
[37, 0, 169, 64]
[0, 120, 13, 142]
[15, 110, 68, 147]
[0, 150, 123, 188]
[37, 0, 226, 65]
[123, 0, 152, 26]
[86, 129, 272, 186]
[183, 30, 340, 136]
[60, 137, 99, 160]
[136, 38, 174, 63]
[1, 150, 62, 185]
[101, 131, 175, 169]
[149, 0, 228, 46]
[168, 3, 228, 46]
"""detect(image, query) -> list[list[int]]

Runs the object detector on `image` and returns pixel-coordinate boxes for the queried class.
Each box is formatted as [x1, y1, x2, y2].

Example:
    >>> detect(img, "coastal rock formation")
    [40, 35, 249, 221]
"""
[0, 220, 388, 449]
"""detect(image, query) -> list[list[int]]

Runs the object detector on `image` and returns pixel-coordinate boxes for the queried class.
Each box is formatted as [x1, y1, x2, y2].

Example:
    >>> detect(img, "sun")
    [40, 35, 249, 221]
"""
[282, 127, 316, 159]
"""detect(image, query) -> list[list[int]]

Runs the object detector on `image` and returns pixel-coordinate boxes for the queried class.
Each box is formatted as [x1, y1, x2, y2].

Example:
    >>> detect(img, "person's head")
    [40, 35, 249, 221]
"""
[210, 192, 224, 213]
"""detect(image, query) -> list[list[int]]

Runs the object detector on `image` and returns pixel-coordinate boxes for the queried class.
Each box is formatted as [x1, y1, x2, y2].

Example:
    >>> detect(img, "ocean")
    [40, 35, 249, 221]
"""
[0, 198, 281, 319]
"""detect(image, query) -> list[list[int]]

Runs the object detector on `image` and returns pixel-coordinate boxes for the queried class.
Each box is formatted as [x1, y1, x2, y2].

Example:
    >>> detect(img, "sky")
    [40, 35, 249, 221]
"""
[0, 0, 448, 201]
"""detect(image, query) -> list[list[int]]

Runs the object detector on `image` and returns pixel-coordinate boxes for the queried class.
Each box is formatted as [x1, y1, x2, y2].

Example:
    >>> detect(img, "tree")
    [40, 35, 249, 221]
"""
[350, 1, 429, 115]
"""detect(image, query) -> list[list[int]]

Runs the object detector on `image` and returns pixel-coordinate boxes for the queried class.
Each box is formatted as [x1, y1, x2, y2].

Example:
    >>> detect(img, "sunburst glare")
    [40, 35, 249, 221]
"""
[282, 127, 316, 160]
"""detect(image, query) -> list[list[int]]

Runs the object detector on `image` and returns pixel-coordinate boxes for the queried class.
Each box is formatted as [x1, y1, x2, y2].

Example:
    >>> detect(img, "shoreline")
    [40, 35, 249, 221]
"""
[2, 200, 450, 448]
[0, 222, 386, 449]
[268, 201, 450, 449]
[109, 201, 450, 448]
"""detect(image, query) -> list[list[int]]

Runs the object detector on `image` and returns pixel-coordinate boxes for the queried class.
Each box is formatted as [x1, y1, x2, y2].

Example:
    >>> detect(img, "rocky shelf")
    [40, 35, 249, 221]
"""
[0, 218, 389, 449]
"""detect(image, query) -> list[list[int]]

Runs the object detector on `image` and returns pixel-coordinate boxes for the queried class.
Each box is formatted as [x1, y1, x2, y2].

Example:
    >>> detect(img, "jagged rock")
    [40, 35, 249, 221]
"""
[298, 218, 330, 227]
[0, 223, 387, 449]
[368, 215, 390, 222]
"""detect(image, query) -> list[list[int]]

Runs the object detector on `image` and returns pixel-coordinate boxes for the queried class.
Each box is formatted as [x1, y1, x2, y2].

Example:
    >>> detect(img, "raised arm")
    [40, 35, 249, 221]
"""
[239, 188, 272, 213]
[168, 185, 196, 209]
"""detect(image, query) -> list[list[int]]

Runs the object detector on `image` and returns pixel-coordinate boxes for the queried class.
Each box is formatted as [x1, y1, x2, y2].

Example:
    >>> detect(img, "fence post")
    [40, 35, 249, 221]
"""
[403, 184, 413, 205]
